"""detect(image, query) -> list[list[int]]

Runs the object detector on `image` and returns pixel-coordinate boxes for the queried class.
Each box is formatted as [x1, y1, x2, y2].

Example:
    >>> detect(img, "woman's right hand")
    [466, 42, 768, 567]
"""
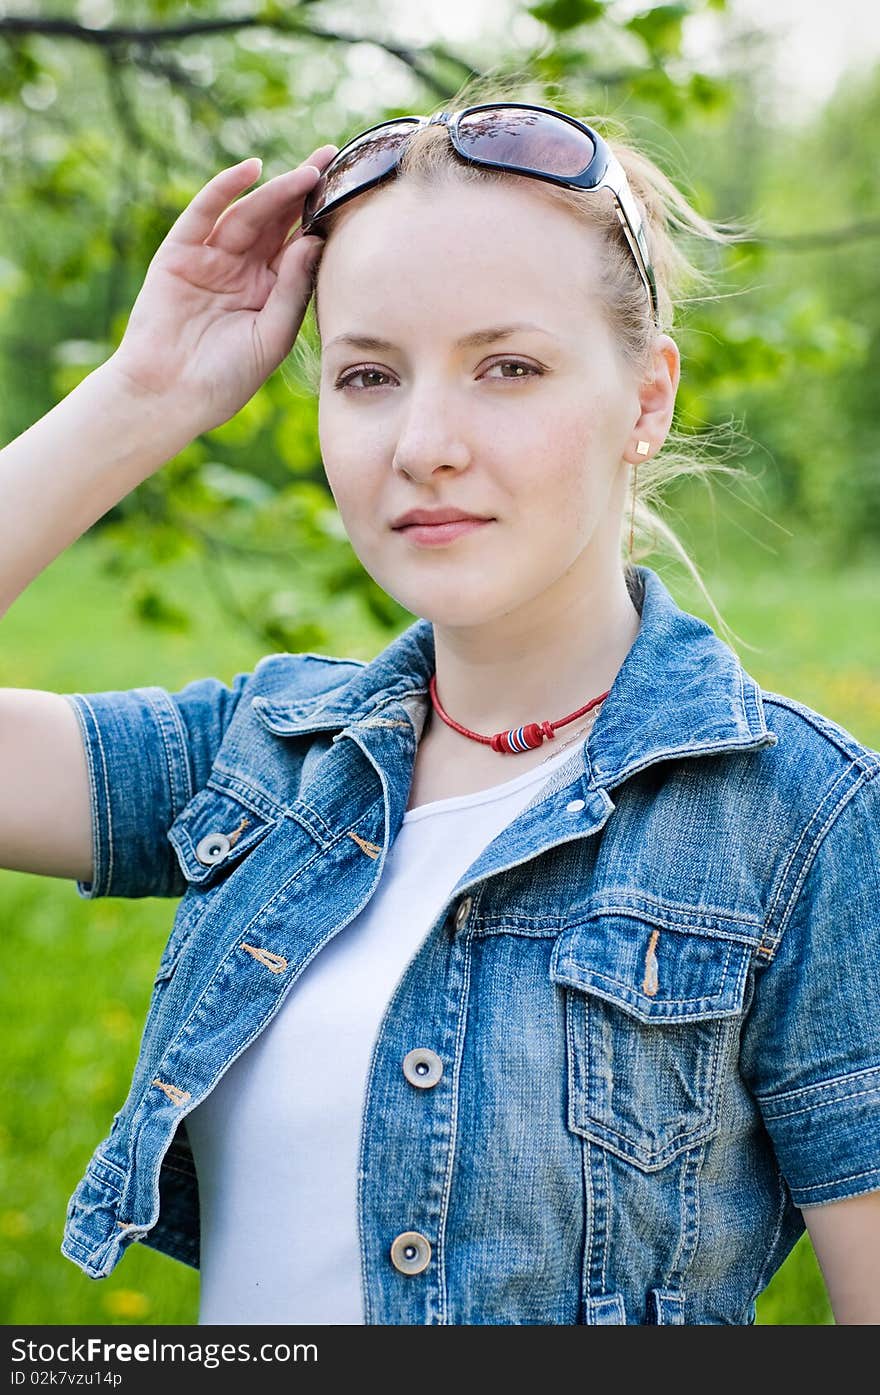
[107, 146, 338, 435]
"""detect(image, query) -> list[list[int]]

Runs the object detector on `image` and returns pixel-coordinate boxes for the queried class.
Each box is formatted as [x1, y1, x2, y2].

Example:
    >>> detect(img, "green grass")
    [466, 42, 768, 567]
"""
[0, 523, 876, 1325]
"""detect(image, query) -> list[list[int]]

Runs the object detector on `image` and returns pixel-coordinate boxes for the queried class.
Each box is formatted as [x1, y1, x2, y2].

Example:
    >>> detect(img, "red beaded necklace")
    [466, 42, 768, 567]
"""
[428, 674, 611, 755]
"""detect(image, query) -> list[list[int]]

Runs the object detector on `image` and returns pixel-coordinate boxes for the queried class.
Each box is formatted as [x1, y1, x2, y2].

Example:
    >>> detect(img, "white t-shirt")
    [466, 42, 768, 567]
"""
[185, 736, 584, 1325]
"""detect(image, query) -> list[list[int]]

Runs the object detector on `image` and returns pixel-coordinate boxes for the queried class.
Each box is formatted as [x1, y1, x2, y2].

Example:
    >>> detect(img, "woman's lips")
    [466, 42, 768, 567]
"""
[395, 519, 493, 546]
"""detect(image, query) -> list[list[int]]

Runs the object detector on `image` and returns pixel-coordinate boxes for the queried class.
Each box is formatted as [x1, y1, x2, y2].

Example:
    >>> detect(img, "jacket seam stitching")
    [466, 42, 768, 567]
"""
[761, 692, 880, 766]
[435, 929, 473, 1325]
[263, 685, 429, 730]
[746, 1166, 789, 1317]
[599, 1148, 610, 1297]
[582, 905, 762, 935]
[63, 695, 105, 897]
[795, 1165, 880, 1195]
[201, 773, 286, 821]
[736, 660, 748, 736]
[580, 1135, 594, 1317]
[145, 687, 194, 816]
[762, 760, 875, 957]
[77, 695, 113, 897]
[757, 1084, 880, 1121]
[779, 762, 879, 932]
[755, 1062, 880, 1106]
[602, 733, 781, 791]
[557, 936, 737, 1000]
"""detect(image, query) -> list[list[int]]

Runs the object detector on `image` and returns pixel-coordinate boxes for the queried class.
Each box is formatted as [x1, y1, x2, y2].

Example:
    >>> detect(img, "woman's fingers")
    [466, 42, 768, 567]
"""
[258, 233, 325, 362]
[203, 144, 339, 256]
[267, 224, 314, 278]
[168, 144, 338, 253]
[300, 143, 341, 170]
[204, 164, 321, 255]
[168, 159, 264, 248]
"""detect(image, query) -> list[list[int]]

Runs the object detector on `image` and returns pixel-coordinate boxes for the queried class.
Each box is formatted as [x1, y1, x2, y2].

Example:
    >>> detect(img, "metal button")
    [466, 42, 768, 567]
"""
[390, 1230, 431, 1275]
[565, 799, 586, 813]
[454, 896, 473, 930]
[195, 832, 231, 865]
[402, 1048, 443, 1089]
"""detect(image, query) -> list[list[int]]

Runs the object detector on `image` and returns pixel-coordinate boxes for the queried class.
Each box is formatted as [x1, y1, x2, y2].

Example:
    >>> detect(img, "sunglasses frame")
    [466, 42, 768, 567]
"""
[301, 101, 659, 326]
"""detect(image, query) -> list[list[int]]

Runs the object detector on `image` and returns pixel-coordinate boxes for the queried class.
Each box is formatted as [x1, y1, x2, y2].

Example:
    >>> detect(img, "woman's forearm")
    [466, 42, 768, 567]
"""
[804, 1192, 880, 1323]
[0, 359, 199, 617]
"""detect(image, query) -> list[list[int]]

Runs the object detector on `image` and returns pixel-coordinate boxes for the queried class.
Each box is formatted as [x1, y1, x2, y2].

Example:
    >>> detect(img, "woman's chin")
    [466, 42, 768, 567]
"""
[393, 588, 511, 630]
[365, 560, 522, 630]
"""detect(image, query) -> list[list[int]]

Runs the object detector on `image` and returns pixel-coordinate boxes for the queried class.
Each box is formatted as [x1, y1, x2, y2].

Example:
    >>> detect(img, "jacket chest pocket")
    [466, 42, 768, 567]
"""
[549, 912, 754, 1171]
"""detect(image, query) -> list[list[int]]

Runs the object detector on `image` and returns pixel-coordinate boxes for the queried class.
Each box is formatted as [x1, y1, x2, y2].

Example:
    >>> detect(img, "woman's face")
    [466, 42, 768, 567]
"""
[315, 176, 667, 630]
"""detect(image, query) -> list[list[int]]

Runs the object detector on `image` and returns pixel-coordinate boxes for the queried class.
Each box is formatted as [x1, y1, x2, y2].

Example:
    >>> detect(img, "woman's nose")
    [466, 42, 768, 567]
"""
[391, 406, 471, 482]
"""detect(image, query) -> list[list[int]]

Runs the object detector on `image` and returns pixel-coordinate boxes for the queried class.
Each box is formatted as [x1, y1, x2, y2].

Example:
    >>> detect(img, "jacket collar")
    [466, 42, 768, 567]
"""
[251, 564, 778, 789]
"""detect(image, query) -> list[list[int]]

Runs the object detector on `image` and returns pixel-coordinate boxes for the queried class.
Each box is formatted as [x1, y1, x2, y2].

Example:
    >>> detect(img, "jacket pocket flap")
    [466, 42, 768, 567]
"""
[166, 786, 278, 886]
[550, 912, 753, 1023]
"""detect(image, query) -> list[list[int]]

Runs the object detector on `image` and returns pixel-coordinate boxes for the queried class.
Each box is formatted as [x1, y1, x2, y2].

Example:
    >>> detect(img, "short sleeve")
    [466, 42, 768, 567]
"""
[62, 671, 252, 901]
[739, 762, 880, 1206]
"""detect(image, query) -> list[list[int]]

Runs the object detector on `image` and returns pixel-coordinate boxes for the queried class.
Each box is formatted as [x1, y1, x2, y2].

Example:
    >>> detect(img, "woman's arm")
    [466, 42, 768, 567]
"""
[0, 362, 198, 618]
[0, 149, 334, 887]
[803, 1192, 880, 1323]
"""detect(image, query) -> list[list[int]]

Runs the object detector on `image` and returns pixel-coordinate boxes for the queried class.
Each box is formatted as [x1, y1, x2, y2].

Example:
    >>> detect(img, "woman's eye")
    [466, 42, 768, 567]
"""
[335, 367, 393, 391]
[483, 359, 542, 381]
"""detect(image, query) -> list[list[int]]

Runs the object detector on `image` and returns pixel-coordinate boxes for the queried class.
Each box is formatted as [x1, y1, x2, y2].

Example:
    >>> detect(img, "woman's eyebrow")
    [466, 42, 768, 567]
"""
[324, 322, 558, 353]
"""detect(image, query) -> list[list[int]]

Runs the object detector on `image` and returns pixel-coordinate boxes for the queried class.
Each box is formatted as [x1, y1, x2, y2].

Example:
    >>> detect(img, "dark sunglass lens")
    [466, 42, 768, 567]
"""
[457, 107, 595, 178]
[303, 121, 418, 223]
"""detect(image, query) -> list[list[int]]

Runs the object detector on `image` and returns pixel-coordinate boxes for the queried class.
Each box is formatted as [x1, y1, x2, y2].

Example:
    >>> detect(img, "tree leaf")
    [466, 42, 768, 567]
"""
[625, 4, 689, 59]
[528, 0, 606, 33]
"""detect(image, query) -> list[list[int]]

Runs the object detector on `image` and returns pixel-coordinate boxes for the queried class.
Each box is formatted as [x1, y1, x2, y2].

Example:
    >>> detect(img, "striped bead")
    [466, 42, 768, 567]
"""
[490, 722, 546, 753]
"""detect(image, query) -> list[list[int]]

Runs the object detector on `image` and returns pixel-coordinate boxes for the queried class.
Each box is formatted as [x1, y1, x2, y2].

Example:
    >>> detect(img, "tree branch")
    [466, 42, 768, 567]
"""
[1, 15, 265, 42]
[0, 12, 478, 98]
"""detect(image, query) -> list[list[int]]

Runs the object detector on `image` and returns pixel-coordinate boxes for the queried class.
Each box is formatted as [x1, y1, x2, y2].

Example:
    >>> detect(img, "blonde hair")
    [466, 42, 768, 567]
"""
[288, 72, 764, 651]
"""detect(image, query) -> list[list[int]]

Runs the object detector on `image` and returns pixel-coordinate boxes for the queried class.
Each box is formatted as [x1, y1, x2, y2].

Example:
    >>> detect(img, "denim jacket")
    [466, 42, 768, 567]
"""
[59, 563, 880, 1325]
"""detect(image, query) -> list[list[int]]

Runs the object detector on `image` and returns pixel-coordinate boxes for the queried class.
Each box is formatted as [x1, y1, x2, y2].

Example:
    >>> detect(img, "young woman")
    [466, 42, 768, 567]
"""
[1, 91, 878, 1327]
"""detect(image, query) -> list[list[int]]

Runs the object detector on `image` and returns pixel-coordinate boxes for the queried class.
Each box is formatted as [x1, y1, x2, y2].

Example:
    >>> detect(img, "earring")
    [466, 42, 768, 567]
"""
[636, 440, 650, 456]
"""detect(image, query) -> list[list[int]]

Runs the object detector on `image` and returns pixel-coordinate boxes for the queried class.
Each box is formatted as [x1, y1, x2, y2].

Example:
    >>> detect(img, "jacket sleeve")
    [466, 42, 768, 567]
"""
[62, 671, 252, 901]
[739, 760, 880, 1207]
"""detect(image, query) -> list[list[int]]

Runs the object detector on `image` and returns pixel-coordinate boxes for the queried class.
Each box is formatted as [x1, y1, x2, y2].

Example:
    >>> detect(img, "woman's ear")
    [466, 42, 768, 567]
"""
[630, 335, 680, 452]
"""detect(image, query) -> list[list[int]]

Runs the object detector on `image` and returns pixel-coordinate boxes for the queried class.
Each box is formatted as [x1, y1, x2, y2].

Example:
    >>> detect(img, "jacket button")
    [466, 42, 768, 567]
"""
[565, 798, 586, 813]
[454, 896, 473, 930]
[195, 832, 231, 865]
[402, 1048, 443, 1089]
[390, 1230, 431, 1275]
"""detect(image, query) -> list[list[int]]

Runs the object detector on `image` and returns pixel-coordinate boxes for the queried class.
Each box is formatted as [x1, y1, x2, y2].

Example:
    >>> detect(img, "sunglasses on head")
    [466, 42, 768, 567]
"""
[301, 102, 659, 326]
